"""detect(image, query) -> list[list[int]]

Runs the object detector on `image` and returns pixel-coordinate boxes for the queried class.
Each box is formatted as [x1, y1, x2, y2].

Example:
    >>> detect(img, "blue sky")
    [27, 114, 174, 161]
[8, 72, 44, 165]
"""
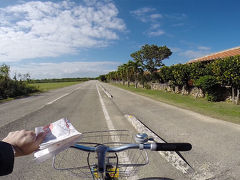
[0, 0, 239, 79]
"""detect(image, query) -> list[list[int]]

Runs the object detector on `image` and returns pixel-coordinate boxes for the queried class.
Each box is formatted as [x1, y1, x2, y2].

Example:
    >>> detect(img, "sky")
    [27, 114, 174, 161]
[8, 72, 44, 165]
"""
[0, 0, 239, 79]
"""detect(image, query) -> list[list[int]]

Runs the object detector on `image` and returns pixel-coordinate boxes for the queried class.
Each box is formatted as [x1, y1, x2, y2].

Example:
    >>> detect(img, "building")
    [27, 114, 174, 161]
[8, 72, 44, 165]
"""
[188, 46, 240, 63]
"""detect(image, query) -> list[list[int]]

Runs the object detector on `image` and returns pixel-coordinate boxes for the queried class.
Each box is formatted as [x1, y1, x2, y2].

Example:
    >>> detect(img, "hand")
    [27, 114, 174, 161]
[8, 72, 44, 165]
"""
[2, 130, 46, 157]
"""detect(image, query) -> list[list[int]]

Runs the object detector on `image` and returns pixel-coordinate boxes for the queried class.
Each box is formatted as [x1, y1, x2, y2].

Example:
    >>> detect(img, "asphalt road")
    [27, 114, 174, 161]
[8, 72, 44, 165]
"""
[0, 80, 239, 180]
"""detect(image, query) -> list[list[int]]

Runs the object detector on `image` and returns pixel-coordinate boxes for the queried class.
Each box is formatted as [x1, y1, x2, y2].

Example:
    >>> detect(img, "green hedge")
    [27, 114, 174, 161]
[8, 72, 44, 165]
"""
[104, 55, 240, 103]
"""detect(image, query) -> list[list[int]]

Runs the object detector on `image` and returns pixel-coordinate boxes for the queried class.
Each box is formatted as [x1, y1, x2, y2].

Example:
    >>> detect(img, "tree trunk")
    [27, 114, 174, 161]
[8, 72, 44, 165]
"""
[142, 81, 145, 88]
[135, 80, 138, 88]
[236, 89, 239, 105]
[232, 87, 235, 104]
[195, 88, 200, 99]
[134, 73, 138, 88]
[181, 86, 185, 95]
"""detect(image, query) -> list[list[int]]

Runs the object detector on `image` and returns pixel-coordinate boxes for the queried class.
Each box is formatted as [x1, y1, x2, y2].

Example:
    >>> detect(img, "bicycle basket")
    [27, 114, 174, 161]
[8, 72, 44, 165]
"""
[53, 130, 149, 179]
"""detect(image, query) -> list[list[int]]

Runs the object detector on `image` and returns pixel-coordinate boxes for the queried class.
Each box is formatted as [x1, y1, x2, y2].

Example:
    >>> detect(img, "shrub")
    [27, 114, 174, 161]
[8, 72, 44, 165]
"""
[194, 75, 222, 101]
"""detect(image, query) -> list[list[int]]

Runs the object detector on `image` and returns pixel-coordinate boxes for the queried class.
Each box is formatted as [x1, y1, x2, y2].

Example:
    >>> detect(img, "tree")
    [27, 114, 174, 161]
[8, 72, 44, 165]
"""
[212, 56, 240, 104]
[140, 44, 172, 73]
[130, 52, 144, 88]
[170, 64, 191, 94]
[117, 65, 127, 85]
[158, 65, 173, 83]
[0, 64, 10, 79]
[99, 75, 107, 82]
[194, 75, 222, 102]
[189, 62, 212, 81]
[126, 60, 143, 88]
[0, 64, 39, 99]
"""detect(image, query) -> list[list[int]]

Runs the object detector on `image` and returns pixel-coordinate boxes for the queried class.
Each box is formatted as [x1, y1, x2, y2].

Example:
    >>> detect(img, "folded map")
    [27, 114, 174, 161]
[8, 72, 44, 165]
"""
[34, 118, 81, 162]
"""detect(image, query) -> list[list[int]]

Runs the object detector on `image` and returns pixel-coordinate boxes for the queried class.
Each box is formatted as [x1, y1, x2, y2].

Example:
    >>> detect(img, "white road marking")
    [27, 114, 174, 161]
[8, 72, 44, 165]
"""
[125, 115, 194, 173]
[99, 84, 113, 98]
[96, 84, 139, 180]
[96, 84, 114, 129]
[45, 85, 83, 106]
[46, 93, 70, 105]
[125, 115, 212, 180]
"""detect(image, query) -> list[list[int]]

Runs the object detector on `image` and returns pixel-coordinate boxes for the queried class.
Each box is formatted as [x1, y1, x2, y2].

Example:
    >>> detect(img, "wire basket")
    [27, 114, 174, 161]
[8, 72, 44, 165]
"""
[53, 130, 149, 179]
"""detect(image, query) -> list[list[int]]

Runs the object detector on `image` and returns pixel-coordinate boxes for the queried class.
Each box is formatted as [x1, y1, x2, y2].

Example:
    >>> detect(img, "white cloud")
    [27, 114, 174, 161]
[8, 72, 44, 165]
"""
[131, 7, 165, 37]
[130, 8, 155, 22]
[150, 23, 161, 29]
[179, 50, 210, 59]
[148, 30, 165, 36]
[0, 0, 126, 62]
[170, 47, 181, 53]
[10, 61, 120, 79]
[150, 13, 163, 20]
[130, 8, 163, 23]
[165, 13, 187, 20]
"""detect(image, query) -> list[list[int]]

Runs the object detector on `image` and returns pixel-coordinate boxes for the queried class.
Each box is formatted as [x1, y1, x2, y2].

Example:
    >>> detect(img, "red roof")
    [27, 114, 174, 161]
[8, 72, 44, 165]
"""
[188, 46, 240, 63]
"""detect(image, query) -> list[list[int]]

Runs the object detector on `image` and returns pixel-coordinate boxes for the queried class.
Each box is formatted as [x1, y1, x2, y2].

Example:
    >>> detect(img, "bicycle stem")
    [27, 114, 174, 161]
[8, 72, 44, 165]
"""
[96, 145, 108, 173]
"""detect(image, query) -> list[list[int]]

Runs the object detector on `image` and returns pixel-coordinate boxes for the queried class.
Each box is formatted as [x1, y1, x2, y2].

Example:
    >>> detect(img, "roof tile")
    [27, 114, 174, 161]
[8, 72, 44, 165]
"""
[188, 46, 240, 63]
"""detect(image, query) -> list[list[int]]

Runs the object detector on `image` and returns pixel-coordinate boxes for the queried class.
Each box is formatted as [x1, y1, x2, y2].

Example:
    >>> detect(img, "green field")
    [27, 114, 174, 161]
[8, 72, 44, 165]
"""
[30, 81, 83, 92]
[112, 83, 240, 125]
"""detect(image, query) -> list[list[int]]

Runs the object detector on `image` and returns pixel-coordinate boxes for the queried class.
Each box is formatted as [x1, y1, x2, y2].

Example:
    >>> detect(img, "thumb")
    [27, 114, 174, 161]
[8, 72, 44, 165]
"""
[35, 132, 47, 146]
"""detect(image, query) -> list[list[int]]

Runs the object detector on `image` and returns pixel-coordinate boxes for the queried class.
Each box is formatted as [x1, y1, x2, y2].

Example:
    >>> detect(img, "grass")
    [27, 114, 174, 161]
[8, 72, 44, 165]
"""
[30, 81, 83, 92]
[112, 83, 240, 125]
[0, 81, 83, 104]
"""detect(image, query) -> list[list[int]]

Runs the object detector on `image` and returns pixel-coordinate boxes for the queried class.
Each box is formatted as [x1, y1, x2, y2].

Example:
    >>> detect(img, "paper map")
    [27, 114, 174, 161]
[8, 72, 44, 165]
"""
[34, 118, 81, 162]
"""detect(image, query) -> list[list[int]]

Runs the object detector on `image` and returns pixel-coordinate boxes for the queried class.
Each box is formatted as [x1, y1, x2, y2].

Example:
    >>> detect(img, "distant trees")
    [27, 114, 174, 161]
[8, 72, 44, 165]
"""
[0, 64, 39, 100]
[104, 44, 172, 89]
[32, 77, 90, 83]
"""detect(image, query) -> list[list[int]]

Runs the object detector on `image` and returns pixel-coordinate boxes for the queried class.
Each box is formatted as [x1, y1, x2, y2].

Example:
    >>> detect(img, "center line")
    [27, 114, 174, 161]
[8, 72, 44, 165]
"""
[46, 93, 70, 105]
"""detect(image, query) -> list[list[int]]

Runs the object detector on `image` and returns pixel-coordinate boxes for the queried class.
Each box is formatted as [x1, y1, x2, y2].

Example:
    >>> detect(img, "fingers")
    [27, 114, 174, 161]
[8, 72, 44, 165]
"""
[35, 132, 47, 147]
[3, 129, 47, 157]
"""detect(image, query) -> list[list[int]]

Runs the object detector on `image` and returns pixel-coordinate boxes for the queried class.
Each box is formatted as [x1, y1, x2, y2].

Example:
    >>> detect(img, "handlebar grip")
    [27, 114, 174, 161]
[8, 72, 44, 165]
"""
[152, 143, 192, 151]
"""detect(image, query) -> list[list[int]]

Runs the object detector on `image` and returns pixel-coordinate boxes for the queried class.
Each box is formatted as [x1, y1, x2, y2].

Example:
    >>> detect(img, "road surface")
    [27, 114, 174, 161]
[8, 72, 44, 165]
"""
[0, 80, 239, 180]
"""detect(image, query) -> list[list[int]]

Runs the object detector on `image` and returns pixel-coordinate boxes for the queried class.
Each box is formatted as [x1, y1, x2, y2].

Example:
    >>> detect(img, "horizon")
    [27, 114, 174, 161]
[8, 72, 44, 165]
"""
[0, 0, 239, 79]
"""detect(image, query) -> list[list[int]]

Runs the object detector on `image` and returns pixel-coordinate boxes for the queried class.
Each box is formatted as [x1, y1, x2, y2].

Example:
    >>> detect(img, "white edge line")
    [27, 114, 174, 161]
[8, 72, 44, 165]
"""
[99, 84, 112, 98]
[125, 115, 194, 174]
[125, 115, 213, 180]
[96, 84, 139, 180]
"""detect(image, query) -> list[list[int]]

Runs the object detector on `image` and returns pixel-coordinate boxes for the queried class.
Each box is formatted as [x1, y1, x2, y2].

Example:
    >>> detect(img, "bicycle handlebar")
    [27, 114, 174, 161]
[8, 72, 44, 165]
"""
[72, 142, 192, 152]
[152, 143, 192, 151]
[67, 141, 192, 175]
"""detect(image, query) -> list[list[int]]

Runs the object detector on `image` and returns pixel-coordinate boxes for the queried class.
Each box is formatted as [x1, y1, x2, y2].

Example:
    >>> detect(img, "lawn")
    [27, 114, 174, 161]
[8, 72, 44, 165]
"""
[30, 81, 82, 92]
[112, 83, 240, 125]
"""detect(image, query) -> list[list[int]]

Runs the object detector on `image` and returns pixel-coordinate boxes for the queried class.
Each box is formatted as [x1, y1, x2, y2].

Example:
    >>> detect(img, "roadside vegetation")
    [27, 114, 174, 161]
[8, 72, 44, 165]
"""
[0, 64, 39, 101]
[112, 83, 240, 124]
[98, 44, 240, 124]
[0, 64, 91, 102]
[99, 44, 240, 105]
